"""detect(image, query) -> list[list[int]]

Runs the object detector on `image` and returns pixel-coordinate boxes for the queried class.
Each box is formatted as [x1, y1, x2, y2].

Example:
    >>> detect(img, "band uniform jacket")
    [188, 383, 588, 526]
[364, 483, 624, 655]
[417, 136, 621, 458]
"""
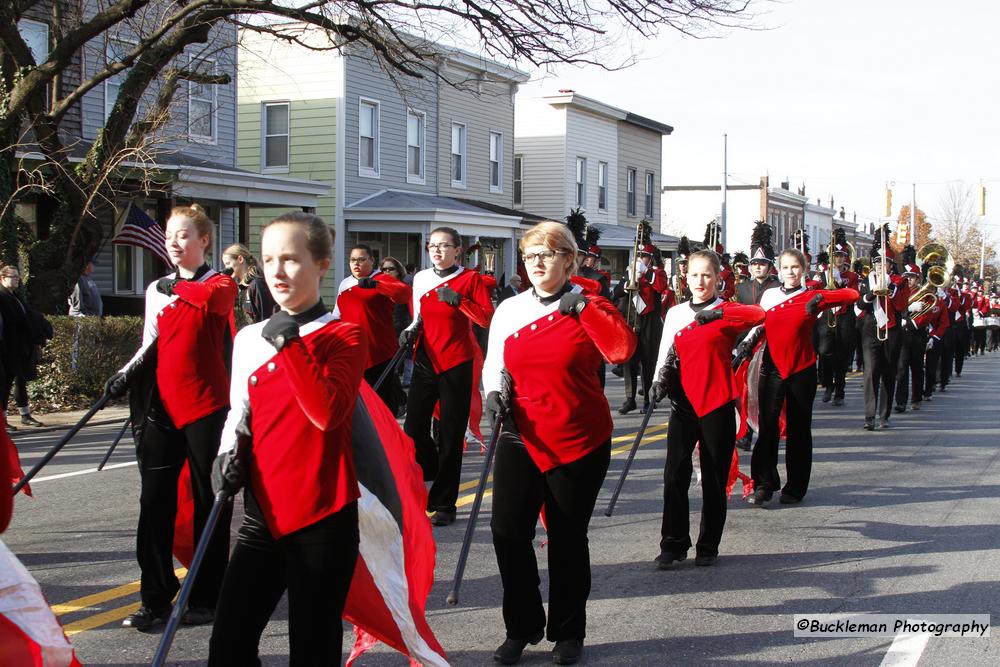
[120, 270, 236, 429]
[654, 300, 765, 418]
[735, 276, 780, 306]
[482, 286, 636, 472]
[219, 313, 366, 538]
[856, 274, 911, 331]
[333, 270, 412, 368]
[403, 266, 493, 373]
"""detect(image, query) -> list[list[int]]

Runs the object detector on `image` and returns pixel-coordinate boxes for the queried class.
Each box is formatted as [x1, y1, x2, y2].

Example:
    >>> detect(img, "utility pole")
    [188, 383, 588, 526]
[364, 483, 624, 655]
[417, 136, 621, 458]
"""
[721, 133, 728, 248]
[911, 183, 917, 246]
[980, 180, 987, 279]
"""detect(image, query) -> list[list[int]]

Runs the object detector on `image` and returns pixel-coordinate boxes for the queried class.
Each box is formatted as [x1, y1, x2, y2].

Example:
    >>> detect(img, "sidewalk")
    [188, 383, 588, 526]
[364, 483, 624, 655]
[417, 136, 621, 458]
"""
[9, 404, 130, 435]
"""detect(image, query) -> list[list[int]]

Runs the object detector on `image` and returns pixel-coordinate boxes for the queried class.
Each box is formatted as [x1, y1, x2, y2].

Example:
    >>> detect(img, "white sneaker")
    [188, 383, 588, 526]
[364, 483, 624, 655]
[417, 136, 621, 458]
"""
[465, 428, 484, 452]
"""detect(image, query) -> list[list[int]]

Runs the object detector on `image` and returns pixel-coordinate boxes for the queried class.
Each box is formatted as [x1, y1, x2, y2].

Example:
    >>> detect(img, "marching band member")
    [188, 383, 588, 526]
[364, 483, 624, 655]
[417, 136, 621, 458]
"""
[953, 273, 972, 376]
[971, 283, 988, 355]
[816, 229, 859, 406]
[745, 248, 859, 506]
[894, 250, 926, 412]
[208, 212, 365, 666]
[673, 236, 692, 303]
[856, 226, 910, 430]
[400, 227, 493, 526]
[651, 250, 764, 568]
[483, 221, 636, 666]
[105, 204, 236, 630]
[333, 243, 412, 413]
[921, 287, 951, 401]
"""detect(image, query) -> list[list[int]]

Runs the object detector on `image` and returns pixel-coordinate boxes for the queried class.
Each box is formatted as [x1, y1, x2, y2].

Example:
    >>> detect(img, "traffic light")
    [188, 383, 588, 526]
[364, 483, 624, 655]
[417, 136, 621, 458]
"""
[884, 185, 892, 217]
[979, 184, 987, 216]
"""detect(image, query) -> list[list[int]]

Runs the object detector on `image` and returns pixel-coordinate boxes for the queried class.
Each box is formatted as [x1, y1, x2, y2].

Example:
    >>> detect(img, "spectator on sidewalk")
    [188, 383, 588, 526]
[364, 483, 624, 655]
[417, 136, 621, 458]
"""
[68, 261, 103, 317]
[0, 266, 50, 429]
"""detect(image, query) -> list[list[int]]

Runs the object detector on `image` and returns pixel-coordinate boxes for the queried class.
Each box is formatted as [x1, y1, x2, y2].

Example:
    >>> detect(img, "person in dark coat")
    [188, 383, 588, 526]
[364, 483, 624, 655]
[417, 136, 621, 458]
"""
[0, 266, 48, 429]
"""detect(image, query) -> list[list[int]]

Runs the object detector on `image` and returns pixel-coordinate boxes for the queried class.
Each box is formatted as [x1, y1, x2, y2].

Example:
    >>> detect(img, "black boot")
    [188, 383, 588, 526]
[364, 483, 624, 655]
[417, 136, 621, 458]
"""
[493, 631, 543, 665]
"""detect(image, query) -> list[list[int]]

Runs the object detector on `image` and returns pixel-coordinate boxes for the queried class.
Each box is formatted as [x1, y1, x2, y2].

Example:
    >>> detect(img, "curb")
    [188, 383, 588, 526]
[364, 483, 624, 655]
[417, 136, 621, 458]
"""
[9, 416, 129, 436]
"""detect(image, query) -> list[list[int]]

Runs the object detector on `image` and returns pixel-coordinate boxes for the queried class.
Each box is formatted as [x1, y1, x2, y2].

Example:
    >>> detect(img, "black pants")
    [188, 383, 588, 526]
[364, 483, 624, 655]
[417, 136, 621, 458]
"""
[136, 408, 231, 610]
[854, 315, 866, 371]
[491, 435, 609, 641]
[895, 328, 927, 407]
[1, 373, 28, 413]
[954, 321, 969, 375]
[624, 313, 662, 402]
[860, 322, 902, 422]
[209, 493, 359, 666]
[752, 355, 817, 500]
[404, 347, 473, 512]
[924, 338, 941, 397]
[660, 397, 736, 559]
[973, 328, 987, 355]
[817, 312, 854, 399]
[365, 358, 402, 416]
[939, 327, 955, 388]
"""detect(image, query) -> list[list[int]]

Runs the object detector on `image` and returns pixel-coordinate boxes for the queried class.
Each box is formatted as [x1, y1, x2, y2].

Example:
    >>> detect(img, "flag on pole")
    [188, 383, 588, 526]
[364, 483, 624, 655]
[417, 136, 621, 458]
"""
[112, 204, 171, 266]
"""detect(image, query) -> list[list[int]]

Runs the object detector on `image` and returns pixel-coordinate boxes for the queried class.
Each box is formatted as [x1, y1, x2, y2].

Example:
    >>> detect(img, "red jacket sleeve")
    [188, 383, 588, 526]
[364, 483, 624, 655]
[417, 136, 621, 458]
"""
[173, 276, 238, 315]
[578, 296, 638, 365]
[374, 273, 412, 305]
[720, 302, 765, 331]
[457, 273, 494, 328]
[818, 288, 861, 310]
[278, 324, 367, 432]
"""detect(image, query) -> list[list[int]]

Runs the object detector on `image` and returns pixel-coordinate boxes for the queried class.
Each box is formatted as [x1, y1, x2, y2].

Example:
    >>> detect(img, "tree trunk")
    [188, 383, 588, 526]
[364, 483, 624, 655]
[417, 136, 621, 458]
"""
[26, 198, 104, 315]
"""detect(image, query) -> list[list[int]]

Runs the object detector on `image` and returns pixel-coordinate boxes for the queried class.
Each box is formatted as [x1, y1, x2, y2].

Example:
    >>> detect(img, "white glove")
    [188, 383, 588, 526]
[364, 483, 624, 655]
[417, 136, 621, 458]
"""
[908, 301, 924, 314]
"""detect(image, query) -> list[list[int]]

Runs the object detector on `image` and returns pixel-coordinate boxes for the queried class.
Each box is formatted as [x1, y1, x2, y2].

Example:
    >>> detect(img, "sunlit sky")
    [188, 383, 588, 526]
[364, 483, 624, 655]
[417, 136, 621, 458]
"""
[516, 0, 997, 244]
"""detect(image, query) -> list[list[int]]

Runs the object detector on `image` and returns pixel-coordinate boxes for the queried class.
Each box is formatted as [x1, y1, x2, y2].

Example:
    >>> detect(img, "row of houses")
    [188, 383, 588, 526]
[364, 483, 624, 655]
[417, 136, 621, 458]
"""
[14, 13, 677, 314]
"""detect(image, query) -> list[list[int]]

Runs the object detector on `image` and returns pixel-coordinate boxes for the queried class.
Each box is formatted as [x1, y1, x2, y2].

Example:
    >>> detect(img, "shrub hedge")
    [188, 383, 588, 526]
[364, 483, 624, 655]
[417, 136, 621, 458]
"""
[28, 316, 143, 412]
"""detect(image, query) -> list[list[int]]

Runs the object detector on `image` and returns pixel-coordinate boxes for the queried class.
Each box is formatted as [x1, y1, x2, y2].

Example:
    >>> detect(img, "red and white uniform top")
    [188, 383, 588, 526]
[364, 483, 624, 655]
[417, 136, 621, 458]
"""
[219, 312, 367, 538]
[718, 266, 737, 301]
[120, 269, 236, 429]
[909, 295, 950, 339]
[332, 270, 412, 368]
[654, 299, 765, 418]
[403, 266, 493, 373]
[635, 265, 668, 316]
[858, 273, 910, 330]
[482, 285, 636, 472]
[751, 285, 860, 379]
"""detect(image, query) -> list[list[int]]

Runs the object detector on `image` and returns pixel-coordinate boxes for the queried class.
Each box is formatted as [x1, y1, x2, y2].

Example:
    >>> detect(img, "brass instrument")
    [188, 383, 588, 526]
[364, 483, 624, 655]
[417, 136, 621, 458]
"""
[826, 233, 838, 329]
[874, 225, 890, 341]
[482, 245, 497, 274]
[624, 222, 643, 330]
[673, 273, 686, 304]
[907, 242, 954, 319]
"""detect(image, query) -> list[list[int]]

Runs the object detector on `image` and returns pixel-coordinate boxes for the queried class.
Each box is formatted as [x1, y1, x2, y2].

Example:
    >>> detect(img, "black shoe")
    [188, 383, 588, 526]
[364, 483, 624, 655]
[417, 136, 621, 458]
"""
[694, 554, 717, 567]
[551, 639, 583, 665]
[122, 605, 170, 631]
[638, 387, 645, 397]
[939, 385, 947, 392]
[863, 420, 875, 431]
[749, 487, 772, 507]
[180, 606, 214, 626]
[430, 510, 456, 526]
[20, 415, 44, 427]
[735, 436, 752, 452]
[821, 387, 833, 403]
[611, 365, 624, 378]
[654, 551, 687, 570]
[879, 418, 890, 429]
[832, 396, 844, 406]
[779, 492, 801, 505]
[618, 398, 637, 415]
[912, 401, 921, 411]
[894, 405, 906, 414]
[493, 631, 543, 665]
[924, 393, 933, 401]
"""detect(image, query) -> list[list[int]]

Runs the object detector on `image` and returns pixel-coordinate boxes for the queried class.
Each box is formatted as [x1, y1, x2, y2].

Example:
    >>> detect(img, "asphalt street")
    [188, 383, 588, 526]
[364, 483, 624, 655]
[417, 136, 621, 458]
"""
[4, 353, 999, 666]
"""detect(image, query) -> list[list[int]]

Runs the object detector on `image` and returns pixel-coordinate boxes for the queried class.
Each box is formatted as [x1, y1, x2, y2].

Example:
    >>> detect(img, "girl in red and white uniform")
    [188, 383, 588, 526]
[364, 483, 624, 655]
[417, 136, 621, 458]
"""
[482, 222, 635, 666]
[333, 242, 412, 413]
[744, 248, 859, 507]
[399, 227, 493, 526]
[650, 251, 764, 569]
[105, 204, 236, 631]
[208, 212, 366, 665]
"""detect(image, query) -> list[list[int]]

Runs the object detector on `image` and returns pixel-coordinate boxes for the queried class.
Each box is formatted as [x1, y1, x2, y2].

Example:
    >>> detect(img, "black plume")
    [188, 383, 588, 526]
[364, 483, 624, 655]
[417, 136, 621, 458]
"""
[639, 219, 652, 247]
[678, 235, 691, 257]
[869, 223, 891, 259]
[565, 208, 588, 248]
[817, 251, 830, 265]
[900, 244, 917, 267]
[733, 251, 749, 265]
[585, 225, 601, 246]
[833, 227, 848, 246]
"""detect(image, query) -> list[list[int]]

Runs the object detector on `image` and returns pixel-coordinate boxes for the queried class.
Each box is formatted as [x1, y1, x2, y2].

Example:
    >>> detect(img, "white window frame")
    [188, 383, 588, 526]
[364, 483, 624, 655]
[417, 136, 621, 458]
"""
[627, 167, 637, 217]
[645, 171, 655, 217]
[575, 157, 587, 208]
[451, 123, 467, 188]
[598, 161, 608, 211]
[489, 132, 503, 193]
[188, 55, 218, 144]
[104, 37, 135, 122]
[262, 101, 290, 173]
[358, 97, 381, 178]
[513, 154, 523, 206]
[406, 109, 426, 185]
[113, 206, 160, 295]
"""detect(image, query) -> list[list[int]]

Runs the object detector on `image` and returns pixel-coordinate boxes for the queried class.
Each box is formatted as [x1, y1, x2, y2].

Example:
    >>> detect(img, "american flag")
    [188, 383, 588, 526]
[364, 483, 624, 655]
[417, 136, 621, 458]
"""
[112, 204, 171, 266]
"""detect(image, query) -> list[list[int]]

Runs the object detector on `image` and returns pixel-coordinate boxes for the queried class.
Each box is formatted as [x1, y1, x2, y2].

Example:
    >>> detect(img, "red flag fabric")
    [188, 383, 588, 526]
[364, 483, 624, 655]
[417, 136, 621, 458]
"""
[345, 382, 448, 667]
[172, 463, 195, 568]
[2, 409, 31, 503]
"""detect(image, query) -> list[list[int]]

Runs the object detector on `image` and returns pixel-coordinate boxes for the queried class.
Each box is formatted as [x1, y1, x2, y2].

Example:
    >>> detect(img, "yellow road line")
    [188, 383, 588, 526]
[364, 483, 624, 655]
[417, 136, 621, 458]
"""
[51, 568, 185, 621]
[63, 601, 141, 636]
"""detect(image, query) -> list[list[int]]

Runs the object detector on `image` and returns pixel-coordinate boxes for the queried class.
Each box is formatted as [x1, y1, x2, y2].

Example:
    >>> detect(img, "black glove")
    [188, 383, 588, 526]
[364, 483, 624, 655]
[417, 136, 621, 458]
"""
[558, 292, 589, 316]
[261, 311, 300, 351]
[220, 267, 235, 277]
[735, 341, 752, 360]
[399, 326, 418, 348]
[485, 390, 511, 424]
[211, 450, 245, 497]
[805, 293, 824, 315]
[103, 372, 129, 399]
[651, 348, 679, 404]
[437, 286, 462, 307]
[694, 308, 723, 325]
[357, 276, 378, 289]
[156, 278, 179, 296]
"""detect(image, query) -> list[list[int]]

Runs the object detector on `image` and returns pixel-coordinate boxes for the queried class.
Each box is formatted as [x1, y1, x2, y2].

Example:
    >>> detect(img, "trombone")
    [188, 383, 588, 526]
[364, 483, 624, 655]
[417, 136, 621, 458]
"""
[873, 225, 890, 341]
[623, 223, 643, 330]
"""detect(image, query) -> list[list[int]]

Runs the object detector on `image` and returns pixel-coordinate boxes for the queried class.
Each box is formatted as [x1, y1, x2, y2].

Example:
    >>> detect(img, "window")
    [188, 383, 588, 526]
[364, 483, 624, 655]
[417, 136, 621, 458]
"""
[626, 168, 637, 216]
[18, 19, 48, 64]
[645, 172, 655, 217]
[598, 162, 608, 211]
[406, 110, 425, 184]
[105, 38, 133, 121]
[263, 102, 289, 171]
[513, 155, 523, 206]
[188, 56, 217, 142]
[489, 132, 503, 192]
[359, 99, 380, 177]
[114, 206, 162, 294]
[575, 157, 587, 207]
[451, 123, 466, 186]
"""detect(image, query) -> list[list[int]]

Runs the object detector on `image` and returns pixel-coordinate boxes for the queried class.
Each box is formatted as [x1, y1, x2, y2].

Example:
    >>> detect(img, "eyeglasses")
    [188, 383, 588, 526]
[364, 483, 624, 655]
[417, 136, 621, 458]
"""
[348, 256, 371, 264]
[381, 265, 396, 272]
[522, 250, 567, 264]
[426, 243, 456, 251]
